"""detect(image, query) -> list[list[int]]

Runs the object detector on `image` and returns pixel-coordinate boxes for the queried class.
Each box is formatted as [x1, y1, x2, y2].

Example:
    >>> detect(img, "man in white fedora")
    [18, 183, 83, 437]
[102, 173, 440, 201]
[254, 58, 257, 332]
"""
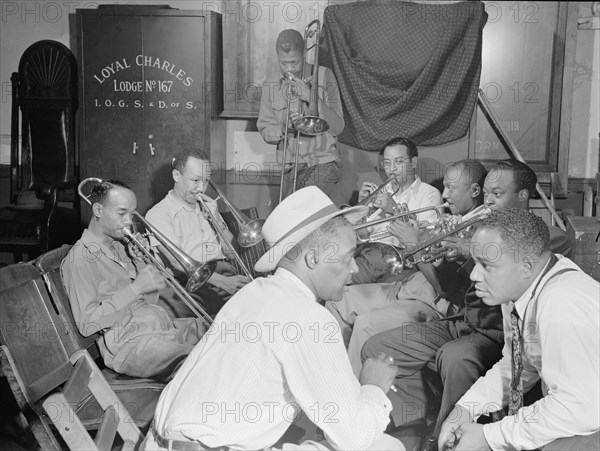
[143, 186, 406, 451]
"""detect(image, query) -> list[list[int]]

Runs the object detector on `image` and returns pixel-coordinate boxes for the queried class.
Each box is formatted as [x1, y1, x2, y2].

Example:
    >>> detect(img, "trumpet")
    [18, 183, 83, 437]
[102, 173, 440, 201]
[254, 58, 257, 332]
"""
[357, 176, 401, 217]
[78, 177, 215, 327]
[355, 203, 449, 243]
[380, 206, 490, 275]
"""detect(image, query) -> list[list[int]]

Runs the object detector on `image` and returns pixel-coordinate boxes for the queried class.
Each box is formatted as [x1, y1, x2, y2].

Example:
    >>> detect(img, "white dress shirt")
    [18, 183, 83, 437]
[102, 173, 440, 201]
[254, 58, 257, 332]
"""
[153, 268, 393, 450]
[369, 177, 443, 246]
[458, 255, 600, 450]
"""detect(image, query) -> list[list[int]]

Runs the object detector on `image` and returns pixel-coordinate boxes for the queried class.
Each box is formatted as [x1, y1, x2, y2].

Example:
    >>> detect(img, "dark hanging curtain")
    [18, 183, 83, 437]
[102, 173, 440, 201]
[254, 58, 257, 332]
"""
[320, 1, 488, 151]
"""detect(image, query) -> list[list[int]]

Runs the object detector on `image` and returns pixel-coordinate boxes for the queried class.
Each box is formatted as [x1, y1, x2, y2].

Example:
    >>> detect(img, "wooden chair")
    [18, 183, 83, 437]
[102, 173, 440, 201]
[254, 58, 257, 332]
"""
[221, 206, 269, 278]
[34, 245, 165, 425]
[0, 257, 161, 450]
[0, 263, 141, 450]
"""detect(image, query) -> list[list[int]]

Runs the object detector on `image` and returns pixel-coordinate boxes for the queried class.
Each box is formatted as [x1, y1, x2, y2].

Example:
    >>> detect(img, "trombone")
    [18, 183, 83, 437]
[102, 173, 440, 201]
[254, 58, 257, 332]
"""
[354, 203, 449, 243]
[78, 177, 215, 327]
[379, 207, 491, 275]
[292, 20, 329, 136]
[207, 180, 264, 248]
[198, 180, 257, 280]
[278, 19, 329, 203]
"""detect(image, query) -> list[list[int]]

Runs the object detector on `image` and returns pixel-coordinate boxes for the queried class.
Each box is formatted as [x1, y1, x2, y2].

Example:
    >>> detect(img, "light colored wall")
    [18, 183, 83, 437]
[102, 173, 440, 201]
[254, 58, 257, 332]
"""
[569, 2, 600, 179]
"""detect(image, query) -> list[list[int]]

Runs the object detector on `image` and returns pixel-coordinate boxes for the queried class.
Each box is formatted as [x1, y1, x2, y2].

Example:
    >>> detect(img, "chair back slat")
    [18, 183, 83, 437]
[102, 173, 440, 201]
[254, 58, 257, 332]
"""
[0, 263, 73, 403]
[35, 244, 101, 360]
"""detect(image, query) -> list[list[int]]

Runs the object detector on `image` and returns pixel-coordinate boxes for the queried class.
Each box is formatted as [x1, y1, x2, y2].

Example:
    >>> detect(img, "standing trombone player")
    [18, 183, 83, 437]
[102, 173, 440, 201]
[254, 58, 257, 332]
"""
[145, 148, 251, 317]
[61, 179, 208, 379]
[257, 26, 344, 201]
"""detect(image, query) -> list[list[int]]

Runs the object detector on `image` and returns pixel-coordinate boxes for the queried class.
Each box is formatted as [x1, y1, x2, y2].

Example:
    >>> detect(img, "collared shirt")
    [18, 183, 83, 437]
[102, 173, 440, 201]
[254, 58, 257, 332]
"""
[458, 255, 599, 450]
[257, 65, 344, 167]
[145, 190, 225, 263]
[60, 228, 160, 335]
[153, 268, 393, 450]
[369, 177, 443, 246]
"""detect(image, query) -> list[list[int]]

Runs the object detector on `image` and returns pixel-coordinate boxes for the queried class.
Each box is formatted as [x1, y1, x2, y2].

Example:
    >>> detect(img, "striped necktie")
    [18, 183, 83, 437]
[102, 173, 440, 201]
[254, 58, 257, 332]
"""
[508, 306, 524, 415]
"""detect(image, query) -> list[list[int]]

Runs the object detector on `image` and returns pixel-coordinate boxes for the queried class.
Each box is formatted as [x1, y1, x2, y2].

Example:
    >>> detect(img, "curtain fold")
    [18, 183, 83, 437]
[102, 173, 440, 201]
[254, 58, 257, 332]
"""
[320, 1, 488, 151]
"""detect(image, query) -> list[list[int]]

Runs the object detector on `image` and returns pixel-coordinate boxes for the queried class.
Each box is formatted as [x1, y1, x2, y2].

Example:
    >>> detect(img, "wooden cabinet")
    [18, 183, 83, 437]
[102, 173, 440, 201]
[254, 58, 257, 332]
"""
[77, 6, 222, 219]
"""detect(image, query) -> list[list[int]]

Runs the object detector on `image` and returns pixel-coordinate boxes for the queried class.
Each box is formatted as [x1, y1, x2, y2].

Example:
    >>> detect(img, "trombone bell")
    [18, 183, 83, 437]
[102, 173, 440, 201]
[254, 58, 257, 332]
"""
[292, 19, 329, 137]
[207, 180, 265, 248]
[293, 116, 329, 136]
[186, 260, 219, 293]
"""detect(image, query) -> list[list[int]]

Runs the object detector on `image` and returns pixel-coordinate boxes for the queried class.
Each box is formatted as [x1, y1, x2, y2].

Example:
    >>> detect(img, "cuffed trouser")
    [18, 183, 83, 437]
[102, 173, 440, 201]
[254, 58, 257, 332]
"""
[362, 320, 503, 428]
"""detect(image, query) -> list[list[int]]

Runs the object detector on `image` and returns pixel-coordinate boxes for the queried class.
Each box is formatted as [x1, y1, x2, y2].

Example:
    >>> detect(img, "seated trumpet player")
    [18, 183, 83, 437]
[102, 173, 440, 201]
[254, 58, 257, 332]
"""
[327, 159, 488, 376]
[362, 159, 574, 451]
[444, 159, 572, 262]
[145, 148, 251, 316]
[353, 137, 444, 284]
[61, 180, 208, 378]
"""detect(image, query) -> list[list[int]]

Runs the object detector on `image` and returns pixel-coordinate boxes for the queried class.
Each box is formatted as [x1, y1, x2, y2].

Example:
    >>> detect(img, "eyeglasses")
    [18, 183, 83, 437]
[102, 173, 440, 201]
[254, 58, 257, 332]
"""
[380, 158, 412, 169]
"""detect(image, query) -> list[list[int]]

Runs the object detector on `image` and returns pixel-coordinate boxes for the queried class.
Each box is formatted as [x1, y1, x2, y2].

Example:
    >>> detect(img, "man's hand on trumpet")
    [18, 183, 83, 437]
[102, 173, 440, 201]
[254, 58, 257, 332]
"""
[358, 181, 379, 203]
[441, 236, 472, 263]
[372, 191, 397, 215]
[387, 218, 430, 248]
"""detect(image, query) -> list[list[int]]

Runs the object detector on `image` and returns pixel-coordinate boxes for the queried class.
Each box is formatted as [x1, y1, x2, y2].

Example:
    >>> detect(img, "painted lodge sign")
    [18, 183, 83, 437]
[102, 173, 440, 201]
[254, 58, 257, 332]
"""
[87, 55, 200, 110]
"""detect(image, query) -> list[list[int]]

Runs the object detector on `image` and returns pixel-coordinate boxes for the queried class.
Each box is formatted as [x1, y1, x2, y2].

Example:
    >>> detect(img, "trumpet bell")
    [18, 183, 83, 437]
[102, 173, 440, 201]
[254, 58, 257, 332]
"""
[380, 244, 405, 275]
[238, 218, 265, 248]
[186, 260, 219, 293]
[292, 116, 329, 136]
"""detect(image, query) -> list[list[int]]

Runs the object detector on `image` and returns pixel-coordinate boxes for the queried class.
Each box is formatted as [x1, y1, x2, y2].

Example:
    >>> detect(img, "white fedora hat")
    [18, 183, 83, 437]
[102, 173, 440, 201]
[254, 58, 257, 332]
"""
[255, 186, 367, 272]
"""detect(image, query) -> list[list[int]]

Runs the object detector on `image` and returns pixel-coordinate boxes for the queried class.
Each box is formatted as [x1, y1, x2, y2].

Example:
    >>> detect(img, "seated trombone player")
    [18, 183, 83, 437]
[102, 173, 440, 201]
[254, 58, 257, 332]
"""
[353, 137, 443, 285]
[145, 148, 251, 316]
[61, 179, 208, 378]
